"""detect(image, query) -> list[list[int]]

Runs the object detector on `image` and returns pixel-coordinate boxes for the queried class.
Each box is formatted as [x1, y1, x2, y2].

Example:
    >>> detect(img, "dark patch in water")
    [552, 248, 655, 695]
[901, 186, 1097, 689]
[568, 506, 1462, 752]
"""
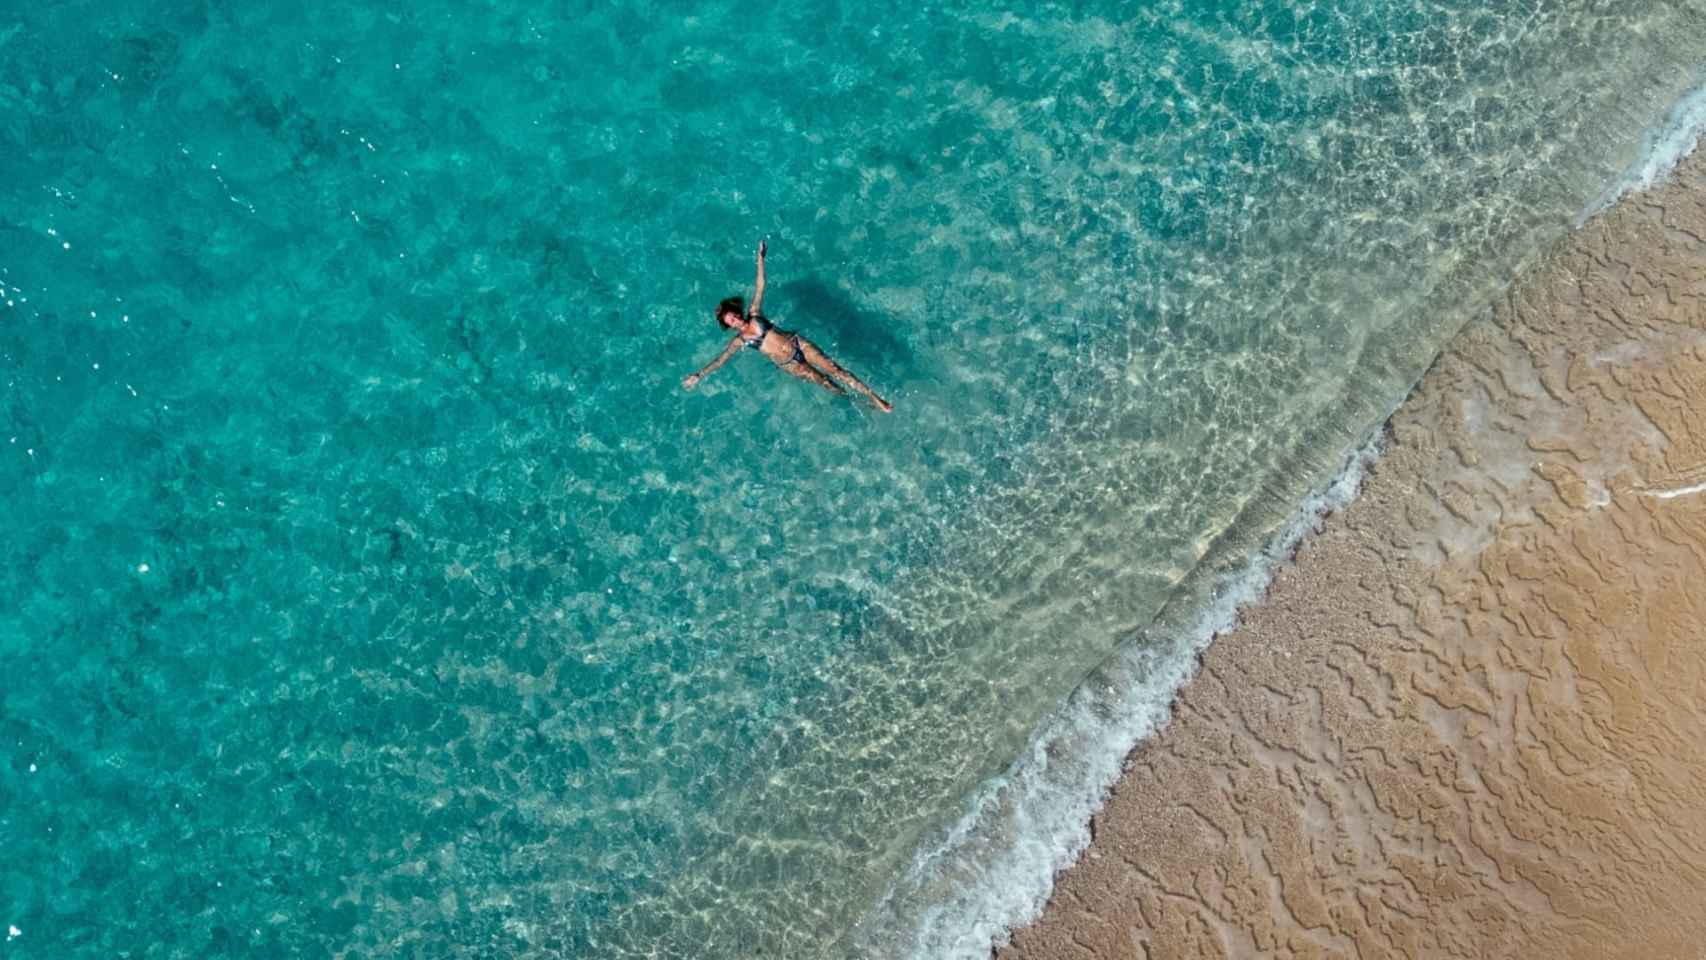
[773, 277, 911, 369]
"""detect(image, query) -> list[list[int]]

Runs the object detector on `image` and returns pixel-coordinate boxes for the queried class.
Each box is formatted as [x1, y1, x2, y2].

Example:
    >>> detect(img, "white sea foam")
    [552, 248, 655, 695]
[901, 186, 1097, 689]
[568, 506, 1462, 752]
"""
[1644, 480, 1706, 501]
[855, 433, 1384, 959]
[1580, 77, 1706, 224]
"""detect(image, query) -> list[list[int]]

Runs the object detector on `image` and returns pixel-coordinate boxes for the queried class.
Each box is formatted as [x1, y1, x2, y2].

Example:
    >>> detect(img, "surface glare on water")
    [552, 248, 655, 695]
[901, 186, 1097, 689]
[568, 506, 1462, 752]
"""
[1, 1, 1703, 957]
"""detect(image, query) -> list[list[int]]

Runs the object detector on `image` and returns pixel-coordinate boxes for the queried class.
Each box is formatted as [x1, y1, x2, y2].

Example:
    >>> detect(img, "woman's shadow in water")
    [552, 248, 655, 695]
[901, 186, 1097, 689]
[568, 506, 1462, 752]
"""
[777, 278, 914, 372]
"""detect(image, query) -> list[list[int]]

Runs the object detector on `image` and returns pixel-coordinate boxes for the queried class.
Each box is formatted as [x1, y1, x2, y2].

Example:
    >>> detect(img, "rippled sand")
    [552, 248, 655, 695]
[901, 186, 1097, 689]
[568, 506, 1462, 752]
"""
[1000, 148, 1706, 958]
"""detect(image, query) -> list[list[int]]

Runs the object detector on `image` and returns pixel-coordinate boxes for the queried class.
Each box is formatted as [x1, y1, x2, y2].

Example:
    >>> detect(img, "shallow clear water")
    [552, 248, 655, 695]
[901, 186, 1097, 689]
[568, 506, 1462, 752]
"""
[2, 2, 1703, 957]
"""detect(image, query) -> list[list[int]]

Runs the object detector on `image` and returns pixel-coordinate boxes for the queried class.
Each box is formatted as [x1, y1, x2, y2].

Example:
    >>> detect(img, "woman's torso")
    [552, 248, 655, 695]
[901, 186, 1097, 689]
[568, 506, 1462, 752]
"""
[743, 314, 799, 364]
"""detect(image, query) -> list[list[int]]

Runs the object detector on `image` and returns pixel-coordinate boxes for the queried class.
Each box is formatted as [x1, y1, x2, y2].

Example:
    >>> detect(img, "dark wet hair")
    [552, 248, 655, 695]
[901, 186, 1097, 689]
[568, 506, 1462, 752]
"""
[715, 296, 744, 327]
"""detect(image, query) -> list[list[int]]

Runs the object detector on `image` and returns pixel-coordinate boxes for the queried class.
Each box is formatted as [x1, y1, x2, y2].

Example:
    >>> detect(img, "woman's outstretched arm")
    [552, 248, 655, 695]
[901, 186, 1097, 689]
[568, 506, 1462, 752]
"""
[749, 240, 768, 316]
[683, 336, 744, 389]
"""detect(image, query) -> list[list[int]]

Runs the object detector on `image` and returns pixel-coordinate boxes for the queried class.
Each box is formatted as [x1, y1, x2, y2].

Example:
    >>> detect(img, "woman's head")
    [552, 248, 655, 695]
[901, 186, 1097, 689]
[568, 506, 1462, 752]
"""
[715, 296, 744, 329]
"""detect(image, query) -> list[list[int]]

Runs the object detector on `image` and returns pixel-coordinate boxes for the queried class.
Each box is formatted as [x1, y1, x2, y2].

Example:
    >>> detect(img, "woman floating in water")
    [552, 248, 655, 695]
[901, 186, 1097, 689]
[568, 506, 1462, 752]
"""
[683, 241, 893, 412]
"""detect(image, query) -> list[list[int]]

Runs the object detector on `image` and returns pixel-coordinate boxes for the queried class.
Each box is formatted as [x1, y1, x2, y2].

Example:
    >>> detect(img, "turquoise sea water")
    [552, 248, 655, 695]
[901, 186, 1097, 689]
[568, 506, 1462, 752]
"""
[3, 2, 1704, 956]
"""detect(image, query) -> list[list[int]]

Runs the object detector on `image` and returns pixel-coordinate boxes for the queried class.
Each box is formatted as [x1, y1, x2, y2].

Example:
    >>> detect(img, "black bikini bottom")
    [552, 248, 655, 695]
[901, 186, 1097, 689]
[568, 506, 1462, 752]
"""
[780, 336, 807, 366]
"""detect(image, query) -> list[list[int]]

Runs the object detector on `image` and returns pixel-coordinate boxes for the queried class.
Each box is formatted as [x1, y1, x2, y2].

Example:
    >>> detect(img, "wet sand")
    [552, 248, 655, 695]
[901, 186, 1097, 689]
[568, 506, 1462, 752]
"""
[999, 148, 1706, 958]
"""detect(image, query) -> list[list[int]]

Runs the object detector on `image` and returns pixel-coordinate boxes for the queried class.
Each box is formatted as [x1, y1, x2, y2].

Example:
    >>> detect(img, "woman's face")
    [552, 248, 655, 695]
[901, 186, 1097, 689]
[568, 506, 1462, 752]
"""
[719, 310, 742, 329]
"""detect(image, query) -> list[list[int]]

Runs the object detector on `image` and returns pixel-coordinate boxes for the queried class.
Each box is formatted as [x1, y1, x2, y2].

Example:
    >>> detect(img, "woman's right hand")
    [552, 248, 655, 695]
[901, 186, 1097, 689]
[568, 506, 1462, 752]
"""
[682, 373, 701, 390]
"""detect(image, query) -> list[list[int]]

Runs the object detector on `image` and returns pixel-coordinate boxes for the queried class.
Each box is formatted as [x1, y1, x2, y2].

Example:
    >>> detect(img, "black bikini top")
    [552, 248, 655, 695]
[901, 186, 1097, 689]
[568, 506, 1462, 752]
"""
[741, 313, 771, 350]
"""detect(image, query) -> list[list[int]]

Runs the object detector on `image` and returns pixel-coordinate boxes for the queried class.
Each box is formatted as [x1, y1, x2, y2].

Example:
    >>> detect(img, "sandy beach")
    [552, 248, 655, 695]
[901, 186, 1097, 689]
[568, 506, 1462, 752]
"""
[1000, 148, 1706, 958]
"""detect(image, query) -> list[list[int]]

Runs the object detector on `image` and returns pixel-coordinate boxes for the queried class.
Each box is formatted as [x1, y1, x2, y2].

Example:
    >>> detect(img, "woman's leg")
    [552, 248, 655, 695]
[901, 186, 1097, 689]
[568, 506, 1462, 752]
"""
[776, 356, 846, 395]
[796, 339, 891, 411]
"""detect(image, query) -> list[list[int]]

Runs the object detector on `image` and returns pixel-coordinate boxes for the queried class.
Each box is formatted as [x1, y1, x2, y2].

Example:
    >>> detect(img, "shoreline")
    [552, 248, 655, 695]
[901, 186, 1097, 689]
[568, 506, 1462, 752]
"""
[996, 142, 1706, 956]
[855, 390, 1393, 960]
[862, 102, 1706, 958]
